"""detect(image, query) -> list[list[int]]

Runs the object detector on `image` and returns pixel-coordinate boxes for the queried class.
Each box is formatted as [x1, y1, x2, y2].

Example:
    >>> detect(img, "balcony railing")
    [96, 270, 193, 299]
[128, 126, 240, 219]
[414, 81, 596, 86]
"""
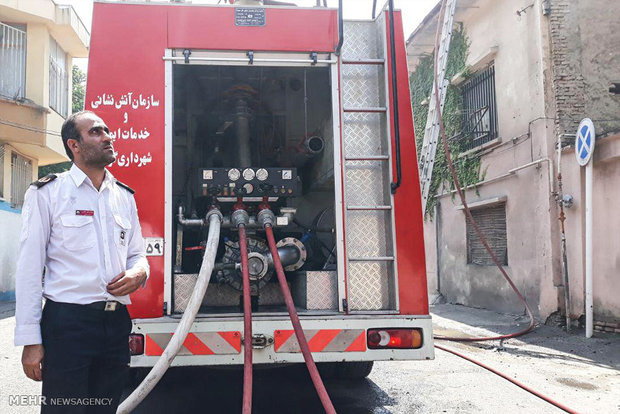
[0, 22, 27, 100]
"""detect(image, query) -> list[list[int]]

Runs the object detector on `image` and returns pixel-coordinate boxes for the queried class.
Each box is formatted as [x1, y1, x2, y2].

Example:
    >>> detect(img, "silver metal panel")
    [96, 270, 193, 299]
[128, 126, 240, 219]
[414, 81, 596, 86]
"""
[291, 271, 338, 310]
[164, 50, 173, 314]
[173, 274, 286, 312]
[341, 64, 384, 108]
[344, 161, 389, 206]
[343, 21, 382, 60]
[347, 261, 392, 310]
[343, 113, 387, 158]
[346, 211, 392, 258]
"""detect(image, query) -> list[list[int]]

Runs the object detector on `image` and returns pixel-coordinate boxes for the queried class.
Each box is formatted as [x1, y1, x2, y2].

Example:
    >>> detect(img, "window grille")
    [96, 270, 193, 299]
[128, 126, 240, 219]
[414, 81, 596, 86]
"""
[457, 65, 498, 151]
[0, 22, 27, 99]
[466, 203, 508, 266]
[49, 36, 68, 117]
[11, 152, 32, 208]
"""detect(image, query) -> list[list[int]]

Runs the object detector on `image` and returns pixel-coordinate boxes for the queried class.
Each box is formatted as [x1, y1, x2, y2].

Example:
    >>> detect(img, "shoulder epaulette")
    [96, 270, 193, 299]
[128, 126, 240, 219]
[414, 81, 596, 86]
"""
[30, 174, 57, 188]
[116, 180, 135, 194]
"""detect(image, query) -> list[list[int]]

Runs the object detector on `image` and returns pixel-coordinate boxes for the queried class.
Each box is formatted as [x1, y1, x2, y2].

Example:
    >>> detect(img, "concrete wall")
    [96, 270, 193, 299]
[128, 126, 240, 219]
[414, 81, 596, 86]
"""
[411, 0, 620, 321]
[0, 204, 22, 301]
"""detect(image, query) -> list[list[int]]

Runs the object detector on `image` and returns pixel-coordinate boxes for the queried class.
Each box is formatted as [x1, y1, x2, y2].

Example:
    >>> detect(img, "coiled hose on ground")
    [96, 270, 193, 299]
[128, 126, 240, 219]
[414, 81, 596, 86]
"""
[117, 212, 222, 414]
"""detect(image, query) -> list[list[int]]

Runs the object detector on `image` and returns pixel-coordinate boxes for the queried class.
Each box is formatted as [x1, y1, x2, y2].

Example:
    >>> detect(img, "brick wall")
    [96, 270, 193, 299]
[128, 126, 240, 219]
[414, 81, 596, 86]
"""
[548, 0, 586, 138]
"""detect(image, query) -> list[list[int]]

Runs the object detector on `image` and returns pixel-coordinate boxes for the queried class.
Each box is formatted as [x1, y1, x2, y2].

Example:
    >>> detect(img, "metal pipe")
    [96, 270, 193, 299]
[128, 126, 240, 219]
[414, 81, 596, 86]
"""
[334, 0, 344, 56]
[388, 0, 402, 194]
[236, 99, 252, 168]
[557, 139, 571, 332]
[162, 56, 337, 64]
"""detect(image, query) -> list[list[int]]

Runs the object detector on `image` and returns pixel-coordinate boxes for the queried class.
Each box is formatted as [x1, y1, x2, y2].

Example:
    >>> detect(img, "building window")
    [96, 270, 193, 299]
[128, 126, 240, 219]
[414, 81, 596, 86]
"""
[11, 152, 32, 208]
[459, 64, 498, 151]
[49, 36, 68, 117]
[0, 22, 27, 100]
[466, 203, 508, 266]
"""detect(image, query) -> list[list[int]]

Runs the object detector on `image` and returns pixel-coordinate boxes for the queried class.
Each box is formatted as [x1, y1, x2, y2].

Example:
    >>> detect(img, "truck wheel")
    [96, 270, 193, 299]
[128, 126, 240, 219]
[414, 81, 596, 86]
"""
[336, 361, 373, 380]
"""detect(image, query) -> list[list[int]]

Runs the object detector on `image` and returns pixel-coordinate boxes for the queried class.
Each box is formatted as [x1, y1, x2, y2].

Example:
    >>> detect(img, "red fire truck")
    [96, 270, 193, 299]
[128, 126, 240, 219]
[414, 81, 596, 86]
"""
[86, 0, 433, 381]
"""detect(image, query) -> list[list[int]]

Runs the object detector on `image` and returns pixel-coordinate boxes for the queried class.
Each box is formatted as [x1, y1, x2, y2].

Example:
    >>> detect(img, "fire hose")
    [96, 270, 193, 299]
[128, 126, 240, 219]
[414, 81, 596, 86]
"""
[237, 223, 253, 414]
[117, 211, 223, 414]
[264, 221, 337, 414]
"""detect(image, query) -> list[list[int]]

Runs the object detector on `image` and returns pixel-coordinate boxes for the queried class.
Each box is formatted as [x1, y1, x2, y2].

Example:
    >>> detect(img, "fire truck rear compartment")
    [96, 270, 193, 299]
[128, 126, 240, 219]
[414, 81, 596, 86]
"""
[171, 63, 338, 316]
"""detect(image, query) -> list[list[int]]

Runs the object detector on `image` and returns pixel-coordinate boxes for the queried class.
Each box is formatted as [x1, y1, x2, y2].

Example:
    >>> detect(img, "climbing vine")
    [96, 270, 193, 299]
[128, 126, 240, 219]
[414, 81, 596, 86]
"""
[410, 26, 481, 218]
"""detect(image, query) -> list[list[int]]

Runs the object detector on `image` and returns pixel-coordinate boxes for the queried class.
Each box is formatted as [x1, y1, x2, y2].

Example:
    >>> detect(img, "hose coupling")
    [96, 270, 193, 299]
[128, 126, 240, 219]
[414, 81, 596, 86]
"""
[257, 208, 276, 228]
[206, 208, 224, 223]
[231, 209, 250, 228]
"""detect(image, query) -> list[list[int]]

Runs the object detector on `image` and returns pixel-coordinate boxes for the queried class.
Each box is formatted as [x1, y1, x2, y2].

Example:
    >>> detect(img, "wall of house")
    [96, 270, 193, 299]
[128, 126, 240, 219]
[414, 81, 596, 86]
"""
[0, 204, 22, 301]
[422, 0, 559, 318]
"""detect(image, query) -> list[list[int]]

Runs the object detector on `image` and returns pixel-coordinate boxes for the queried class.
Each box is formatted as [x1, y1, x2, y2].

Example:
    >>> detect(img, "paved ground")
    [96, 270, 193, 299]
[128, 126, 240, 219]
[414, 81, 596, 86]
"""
[1, 301, 618, 413]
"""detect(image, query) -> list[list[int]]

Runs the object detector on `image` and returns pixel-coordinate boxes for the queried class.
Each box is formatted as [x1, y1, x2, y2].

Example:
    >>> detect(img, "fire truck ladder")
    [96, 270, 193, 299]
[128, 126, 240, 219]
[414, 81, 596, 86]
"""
[339, 15, 398, 312]
[418, 0, 457, 213]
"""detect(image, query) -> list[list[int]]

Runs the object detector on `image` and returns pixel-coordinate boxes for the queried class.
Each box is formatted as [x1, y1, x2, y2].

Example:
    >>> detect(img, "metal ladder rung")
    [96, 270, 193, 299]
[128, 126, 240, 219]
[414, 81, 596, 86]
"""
[346, 205, 392, 211]
[348, 256, 395, 262]
[344, 155, 389, 161]
[342, 59, 385, 65]
[343, 107, 387, 113]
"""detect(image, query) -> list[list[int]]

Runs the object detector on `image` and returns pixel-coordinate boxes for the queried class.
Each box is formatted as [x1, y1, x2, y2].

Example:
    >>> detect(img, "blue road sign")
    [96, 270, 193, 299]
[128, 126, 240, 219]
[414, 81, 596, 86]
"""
[575, 118, 595, 166]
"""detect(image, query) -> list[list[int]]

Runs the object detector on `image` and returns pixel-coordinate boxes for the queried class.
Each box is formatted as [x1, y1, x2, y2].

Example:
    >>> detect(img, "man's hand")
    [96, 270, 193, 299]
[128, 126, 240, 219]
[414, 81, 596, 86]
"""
[22, 344, 44, 381]
[106, 268, 147, 297]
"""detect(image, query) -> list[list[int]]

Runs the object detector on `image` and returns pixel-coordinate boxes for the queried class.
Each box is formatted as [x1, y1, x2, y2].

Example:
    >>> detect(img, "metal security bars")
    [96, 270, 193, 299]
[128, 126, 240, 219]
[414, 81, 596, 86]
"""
[466, 203, 508, 266]
[0, 22, 27, 100]
[11, 152, 32, 208]
[455, 65, 498, 151]
[49, 37, 68, 117]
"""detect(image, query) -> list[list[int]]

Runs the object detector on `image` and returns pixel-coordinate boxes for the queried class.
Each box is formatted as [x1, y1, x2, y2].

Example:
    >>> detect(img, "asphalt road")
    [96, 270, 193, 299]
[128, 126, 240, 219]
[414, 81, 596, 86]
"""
[1, 301, 618, 413]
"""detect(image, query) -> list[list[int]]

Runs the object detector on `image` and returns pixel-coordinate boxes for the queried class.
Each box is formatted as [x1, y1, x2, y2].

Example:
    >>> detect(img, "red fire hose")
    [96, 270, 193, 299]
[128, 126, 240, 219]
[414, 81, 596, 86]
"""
[238, 224, 253, 414]
[264, 224, 337, 414]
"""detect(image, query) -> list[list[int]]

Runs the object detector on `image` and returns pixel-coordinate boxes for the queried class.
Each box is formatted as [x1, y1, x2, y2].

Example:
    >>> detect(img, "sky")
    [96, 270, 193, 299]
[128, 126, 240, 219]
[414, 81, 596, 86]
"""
[63, 0, 438, 71]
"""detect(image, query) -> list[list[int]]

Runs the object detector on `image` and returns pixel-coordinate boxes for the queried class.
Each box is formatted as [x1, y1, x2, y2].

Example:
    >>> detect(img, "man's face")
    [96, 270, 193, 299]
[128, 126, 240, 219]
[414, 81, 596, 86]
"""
[71, 113, 116, 168]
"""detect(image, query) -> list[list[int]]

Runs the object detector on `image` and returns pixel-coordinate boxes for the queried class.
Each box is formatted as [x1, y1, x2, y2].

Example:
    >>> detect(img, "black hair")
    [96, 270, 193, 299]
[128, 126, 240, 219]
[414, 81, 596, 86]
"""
[61, 110, 96, 160]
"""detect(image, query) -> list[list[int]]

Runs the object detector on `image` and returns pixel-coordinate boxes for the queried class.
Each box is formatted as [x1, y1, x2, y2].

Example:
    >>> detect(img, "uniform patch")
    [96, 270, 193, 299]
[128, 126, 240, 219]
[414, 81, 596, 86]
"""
[75, 210, 94, 216]
[31, 174, 57, 189]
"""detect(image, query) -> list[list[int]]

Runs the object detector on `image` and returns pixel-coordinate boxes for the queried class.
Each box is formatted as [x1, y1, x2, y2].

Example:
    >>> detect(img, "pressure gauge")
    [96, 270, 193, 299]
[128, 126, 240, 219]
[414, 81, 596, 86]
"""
[242, 168, 255, 181]
[256, 168, 269, 181]
[243, 183, 254, 194]
[228, 168, 240, 181]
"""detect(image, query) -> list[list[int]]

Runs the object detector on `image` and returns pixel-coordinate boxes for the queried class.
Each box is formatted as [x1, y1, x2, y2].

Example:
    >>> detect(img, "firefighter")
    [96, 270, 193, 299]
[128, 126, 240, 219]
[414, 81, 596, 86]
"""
[14, 110, 149, 413]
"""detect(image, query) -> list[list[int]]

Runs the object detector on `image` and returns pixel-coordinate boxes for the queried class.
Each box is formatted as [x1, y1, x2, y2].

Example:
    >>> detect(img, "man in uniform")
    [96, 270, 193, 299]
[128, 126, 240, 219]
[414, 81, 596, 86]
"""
[14, 110, 149, 413]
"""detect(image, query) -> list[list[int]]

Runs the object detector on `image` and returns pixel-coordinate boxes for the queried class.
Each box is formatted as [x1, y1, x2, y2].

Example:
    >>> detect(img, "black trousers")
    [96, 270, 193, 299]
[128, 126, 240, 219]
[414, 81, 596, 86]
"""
[40, 300, 132, 414]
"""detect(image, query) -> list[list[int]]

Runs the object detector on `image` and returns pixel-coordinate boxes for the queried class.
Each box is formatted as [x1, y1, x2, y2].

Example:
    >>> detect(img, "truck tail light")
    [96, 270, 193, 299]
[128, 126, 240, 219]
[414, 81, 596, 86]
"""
[129, 334, 144, 355]
[367, 329, 423, 349]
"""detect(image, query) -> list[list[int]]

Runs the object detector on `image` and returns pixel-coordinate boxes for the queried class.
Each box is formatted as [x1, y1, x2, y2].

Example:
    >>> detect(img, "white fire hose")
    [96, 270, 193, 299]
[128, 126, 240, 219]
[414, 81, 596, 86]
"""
[117, 212, 222, 414]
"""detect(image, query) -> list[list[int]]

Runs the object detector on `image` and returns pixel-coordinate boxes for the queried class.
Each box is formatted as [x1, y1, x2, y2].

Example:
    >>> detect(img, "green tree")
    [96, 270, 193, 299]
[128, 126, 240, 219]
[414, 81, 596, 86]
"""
[72, 64, 86, 113]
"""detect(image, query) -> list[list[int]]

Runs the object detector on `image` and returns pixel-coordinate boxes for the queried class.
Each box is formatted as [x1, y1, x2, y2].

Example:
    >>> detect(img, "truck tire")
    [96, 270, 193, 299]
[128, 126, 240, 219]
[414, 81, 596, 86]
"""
[336, 361, 374, 380]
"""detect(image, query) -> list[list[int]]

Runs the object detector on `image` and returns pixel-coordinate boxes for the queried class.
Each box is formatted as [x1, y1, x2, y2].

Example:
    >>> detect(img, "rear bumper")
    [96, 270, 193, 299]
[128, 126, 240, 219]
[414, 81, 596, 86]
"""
[130, 315, 434, 367]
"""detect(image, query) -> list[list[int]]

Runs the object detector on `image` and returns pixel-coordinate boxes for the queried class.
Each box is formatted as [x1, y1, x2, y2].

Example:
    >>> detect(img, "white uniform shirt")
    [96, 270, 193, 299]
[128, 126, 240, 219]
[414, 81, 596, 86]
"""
[14, 164, 150, 346]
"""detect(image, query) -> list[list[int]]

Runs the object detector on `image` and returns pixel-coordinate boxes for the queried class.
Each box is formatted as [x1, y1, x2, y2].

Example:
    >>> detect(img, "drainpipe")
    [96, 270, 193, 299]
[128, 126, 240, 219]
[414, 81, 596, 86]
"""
[556, 137, 571, 332]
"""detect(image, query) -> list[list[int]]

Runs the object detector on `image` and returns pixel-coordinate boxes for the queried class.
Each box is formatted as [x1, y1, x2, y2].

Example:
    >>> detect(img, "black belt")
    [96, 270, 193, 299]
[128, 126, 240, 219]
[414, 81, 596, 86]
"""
[85, 301, 125, 311]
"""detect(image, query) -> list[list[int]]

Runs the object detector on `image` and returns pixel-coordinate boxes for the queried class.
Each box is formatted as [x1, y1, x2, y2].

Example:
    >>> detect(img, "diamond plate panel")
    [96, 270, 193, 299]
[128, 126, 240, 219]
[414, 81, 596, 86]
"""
[348, 262, 392, 310]
[343, 113, 387, 158]
[174, 274, 285, 312]
[345, 161, 389, 206]
[342, 22, 380, 60]
[342, 65, 384, 108]
[346, 211, 392, 257]
[292, 271, 338, 310]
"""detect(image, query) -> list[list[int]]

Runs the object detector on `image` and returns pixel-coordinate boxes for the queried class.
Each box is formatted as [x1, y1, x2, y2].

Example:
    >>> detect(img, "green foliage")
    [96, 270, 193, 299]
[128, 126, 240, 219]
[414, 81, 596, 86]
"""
[38, 162, 71, 178]
[72, 65, 86, 114]
[410, 26, 481, 219]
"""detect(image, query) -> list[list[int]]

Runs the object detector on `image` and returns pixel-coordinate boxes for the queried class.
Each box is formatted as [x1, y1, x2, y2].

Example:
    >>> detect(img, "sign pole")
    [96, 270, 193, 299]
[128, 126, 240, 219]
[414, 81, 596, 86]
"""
[585, 161, 593, 338]
[575, 118, 595, 338]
